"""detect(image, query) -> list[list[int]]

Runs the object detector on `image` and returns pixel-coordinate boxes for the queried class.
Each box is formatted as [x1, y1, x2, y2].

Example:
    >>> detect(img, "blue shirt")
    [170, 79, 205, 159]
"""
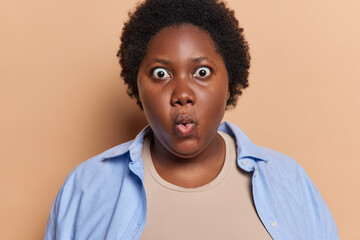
[45, 122, 338, 240]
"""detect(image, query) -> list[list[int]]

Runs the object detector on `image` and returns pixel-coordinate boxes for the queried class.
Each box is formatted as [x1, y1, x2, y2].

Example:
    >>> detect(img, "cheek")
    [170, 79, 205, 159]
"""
[207, 81, 228, 108]
[139, 84, 170, 127]
[197, 86, 228, 124]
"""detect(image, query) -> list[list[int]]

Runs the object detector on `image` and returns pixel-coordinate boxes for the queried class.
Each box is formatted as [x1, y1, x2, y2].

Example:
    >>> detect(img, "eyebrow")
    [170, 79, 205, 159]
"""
[146, 57, 217, 68]
[190, 57, 217, 67]
[146, 59, 171, 68]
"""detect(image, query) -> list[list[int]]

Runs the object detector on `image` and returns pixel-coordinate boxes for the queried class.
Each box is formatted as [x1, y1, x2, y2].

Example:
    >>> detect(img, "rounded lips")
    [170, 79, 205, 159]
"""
[175, 113, 195, 125]
[174, 113, 195, 136]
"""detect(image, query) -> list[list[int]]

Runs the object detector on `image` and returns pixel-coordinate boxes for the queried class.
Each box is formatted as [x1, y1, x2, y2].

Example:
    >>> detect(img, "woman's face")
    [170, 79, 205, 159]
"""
[137, 24, 229, 159]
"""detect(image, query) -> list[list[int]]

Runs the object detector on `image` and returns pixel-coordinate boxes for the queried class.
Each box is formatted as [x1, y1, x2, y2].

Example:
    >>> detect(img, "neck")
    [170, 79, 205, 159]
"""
[150, 133, 226, 188]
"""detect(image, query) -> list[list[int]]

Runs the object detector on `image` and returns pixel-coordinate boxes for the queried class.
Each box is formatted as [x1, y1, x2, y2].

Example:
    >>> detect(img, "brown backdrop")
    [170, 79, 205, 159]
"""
[1, 0, 359, 239]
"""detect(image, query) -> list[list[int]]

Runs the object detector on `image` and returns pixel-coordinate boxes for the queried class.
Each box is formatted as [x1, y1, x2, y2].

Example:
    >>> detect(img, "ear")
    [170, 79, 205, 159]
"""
[227, 90, 230, 101]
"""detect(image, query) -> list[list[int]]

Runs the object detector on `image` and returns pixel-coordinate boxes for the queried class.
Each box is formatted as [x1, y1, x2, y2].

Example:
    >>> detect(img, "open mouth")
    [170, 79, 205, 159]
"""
[175, 114, 195, 136]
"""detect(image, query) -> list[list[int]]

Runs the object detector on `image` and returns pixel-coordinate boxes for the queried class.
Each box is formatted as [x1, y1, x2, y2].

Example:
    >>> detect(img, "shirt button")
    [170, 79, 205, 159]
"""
[241, 160, 248, 166]
[253, 170, 258, 177]
[271, 221, 277, 228]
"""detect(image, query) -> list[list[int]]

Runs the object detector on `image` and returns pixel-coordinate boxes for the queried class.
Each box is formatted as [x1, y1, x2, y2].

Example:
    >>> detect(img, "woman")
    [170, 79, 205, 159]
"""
[45, 0, 338, 239]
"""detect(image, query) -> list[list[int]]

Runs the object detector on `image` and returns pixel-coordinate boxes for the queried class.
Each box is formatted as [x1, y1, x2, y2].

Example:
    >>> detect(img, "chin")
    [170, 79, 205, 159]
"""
[169, 140, 203, 158]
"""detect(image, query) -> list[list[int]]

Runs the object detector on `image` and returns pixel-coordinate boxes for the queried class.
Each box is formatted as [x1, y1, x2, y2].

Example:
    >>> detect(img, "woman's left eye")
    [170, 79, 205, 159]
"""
[193, 67, 211, 78]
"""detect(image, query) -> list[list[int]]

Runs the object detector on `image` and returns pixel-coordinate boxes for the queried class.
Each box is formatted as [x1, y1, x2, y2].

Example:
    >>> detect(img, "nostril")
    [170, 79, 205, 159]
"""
[173, 99, 194, 107]
[170, 88, 196, 106]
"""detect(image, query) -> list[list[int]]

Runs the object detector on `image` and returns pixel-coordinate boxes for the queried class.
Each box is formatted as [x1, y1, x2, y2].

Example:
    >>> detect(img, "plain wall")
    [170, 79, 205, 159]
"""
[1, 0, 359, 239]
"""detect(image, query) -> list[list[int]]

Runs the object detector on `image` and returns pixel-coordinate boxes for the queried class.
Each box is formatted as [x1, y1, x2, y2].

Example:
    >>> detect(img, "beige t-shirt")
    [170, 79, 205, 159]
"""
[140, 132, 272, 240]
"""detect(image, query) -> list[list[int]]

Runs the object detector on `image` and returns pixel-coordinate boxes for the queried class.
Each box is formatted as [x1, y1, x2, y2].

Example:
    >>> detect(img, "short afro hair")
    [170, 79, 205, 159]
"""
[117, 0, 250, 109]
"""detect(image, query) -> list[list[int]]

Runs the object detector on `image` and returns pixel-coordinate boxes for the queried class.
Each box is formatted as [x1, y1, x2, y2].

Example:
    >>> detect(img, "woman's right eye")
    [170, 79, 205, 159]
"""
[152, 68, 170, 79]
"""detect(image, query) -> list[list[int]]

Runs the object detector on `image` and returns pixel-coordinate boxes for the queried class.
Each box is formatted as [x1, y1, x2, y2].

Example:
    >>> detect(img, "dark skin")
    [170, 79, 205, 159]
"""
[137, 24, 229, 188]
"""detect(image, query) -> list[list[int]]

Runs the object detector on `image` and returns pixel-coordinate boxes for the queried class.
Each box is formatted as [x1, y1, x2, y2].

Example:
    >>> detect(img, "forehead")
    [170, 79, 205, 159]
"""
[143, 24, 221, 61]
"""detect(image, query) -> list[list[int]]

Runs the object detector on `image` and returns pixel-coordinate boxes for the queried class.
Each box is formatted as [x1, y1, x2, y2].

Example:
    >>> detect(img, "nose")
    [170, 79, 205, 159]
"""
[170, 76, 195, 107]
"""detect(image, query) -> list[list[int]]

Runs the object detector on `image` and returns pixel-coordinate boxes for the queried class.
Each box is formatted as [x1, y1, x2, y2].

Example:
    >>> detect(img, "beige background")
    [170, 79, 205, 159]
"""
[1, 0, 359, 239]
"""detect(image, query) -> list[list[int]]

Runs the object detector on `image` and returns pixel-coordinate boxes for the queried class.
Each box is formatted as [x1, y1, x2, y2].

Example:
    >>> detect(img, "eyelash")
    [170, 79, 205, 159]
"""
[150, 65, 213, 79]
[194, 66, 212, 78]
[151, 67, 171, 79]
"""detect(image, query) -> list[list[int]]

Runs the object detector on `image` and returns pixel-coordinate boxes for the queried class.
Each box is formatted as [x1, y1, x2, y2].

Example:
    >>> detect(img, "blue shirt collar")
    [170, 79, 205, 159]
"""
[101, 121, 269, 162]
[218, 122, 269, 162]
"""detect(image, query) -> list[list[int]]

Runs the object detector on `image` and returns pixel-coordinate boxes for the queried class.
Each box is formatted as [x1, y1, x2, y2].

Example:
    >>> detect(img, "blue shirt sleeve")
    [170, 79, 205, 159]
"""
[295, 164, 339, 239]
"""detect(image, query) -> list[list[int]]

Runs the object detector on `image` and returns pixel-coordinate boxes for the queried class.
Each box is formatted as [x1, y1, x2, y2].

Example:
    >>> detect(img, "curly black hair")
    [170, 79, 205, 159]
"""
[117, 0, 250, 109]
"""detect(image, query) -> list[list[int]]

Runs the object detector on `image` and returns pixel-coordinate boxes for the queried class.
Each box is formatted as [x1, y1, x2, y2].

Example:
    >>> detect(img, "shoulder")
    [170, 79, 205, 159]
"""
[222, 122, 338, 238]
[257, 146, 304, 182]
[259, 146, 298, 169]
[256, 146, 320, 195]
[45, 140, 136, 239]
[56, 138, 135, 201]
[65, 140, 133, 187]
[254, 147, 339, 239]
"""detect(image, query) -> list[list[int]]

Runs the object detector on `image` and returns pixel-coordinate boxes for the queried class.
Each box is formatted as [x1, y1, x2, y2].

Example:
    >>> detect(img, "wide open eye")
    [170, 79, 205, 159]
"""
[152, 68, 170, 79]
[193, 66, 211, 78]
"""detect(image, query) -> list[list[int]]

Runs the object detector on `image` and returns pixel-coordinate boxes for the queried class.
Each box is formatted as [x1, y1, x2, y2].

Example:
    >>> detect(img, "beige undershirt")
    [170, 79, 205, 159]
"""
[140, 131, 272, 240]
